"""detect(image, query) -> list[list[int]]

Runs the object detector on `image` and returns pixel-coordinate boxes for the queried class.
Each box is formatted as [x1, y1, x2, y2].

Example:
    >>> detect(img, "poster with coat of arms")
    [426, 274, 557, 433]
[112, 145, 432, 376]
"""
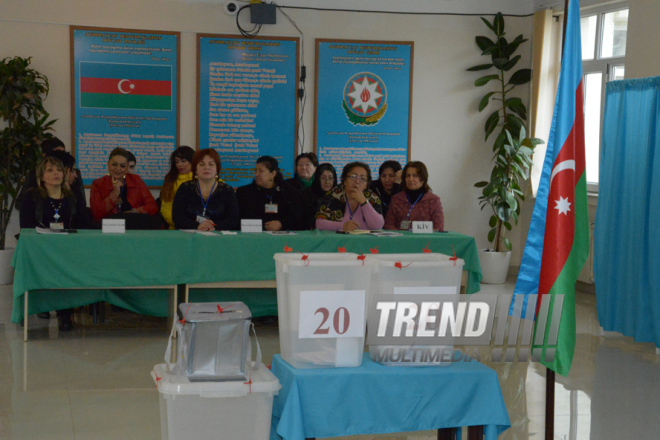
[314, 39, 413, 174]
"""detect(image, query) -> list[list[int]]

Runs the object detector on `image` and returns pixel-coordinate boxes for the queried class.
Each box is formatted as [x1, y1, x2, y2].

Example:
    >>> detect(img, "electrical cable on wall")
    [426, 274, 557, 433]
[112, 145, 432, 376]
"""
[236, 3, 262, 38]
[273, 2, 306, 153]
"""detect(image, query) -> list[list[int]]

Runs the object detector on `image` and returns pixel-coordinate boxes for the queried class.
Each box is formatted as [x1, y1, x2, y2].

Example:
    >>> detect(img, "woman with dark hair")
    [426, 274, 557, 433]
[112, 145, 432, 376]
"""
[126, 150, 137, 173]
[384, 161, 444, 231]
[285, 152, 319, 190]
[369, 160, 402, 218]
[160, 146, 195, 229]
[236, 156, 303, 231]
[90, 147, 158, 225]
[20, 156, 90, 331]
[172, 149, 239, 231]
[300, 163, 337, 229]
[316, 161, 384, 231]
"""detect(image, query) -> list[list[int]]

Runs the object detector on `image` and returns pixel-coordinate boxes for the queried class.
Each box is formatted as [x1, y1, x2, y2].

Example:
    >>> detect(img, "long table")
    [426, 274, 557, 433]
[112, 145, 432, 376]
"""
[12, 229, 482, 332]
[270, 354, 510, 440]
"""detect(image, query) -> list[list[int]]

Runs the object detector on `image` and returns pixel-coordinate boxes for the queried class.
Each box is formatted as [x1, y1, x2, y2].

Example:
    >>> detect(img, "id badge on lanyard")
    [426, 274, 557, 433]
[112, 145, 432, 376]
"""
[50, 222, 64, 230]
[400, 220, 411, 230]
[265, 203, 278, 214]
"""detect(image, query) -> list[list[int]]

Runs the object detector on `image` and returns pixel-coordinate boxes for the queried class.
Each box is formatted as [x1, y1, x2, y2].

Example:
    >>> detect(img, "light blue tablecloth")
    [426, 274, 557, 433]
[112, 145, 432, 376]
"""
[270, 354, 510, 440]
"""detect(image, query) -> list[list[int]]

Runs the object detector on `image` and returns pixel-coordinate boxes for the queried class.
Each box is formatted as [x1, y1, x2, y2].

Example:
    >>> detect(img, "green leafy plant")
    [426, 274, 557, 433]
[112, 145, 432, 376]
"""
[469, 13, 544, 252]
[0, 56, 56, 249]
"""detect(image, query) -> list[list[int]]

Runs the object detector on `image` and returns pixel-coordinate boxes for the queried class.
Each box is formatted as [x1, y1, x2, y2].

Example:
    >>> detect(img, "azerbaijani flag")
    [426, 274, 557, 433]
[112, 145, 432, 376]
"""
[513, 0, 589, 377]
[80, 62, 172, 111]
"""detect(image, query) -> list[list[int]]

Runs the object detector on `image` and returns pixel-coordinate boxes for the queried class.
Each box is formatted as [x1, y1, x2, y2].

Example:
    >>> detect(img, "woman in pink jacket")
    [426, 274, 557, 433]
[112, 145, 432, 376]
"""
[384, 161, 444, 231]
[316, 161, 384, 231]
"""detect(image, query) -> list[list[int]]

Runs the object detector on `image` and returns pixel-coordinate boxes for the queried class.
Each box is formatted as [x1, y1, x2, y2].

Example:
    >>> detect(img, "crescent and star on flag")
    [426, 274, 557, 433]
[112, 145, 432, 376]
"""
[549, 159, 576, 216]
[348, 77, 382, 114]
[118, 79, 135, 94]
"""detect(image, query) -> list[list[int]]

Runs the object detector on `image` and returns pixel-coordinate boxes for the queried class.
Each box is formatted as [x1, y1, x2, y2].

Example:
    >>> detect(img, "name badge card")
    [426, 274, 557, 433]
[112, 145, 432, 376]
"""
[265, 203, 278, 214]
[241, 219, 262, 233]
[299, 290, 366, 338]
[50, 222, 64, 230]
[412, 221, 433, 233]
[102, 219, 126, 234]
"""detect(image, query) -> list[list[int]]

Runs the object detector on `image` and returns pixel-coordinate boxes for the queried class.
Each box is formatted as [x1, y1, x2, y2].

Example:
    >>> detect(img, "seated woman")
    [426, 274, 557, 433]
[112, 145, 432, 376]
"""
[300, 163, 337, 230]
[90, 147, 159, 228]
[285, 152, 318, 190]
[20, 156, 90, 331]
[236, 156, 302, 231]
[160, 146, 195, 229]
[369, 160, 402, 218]
[384, 161, 444, 231]
[316, 162, 384, 231]
[172, 149, 239, 231]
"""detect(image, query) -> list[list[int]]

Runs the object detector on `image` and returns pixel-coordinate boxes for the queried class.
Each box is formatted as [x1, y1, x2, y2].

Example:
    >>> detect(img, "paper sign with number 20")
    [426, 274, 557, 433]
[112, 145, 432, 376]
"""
[299, 290, 366, 339]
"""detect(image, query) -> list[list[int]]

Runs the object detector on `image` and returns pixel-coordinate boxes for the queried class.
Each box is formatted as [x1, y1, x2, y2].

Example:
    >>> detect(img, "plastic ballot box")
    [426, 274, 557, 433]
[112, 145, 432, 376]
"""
[152, 362, 280, 440]
[274, 252, 372, 368]
[366, 253, 464, 366]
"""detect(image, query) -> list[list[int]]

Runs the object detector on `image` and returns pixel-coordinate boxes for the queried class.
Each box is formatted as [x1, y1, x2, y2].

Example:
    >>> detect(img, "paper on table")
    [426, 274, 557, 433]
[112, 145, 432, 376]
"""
[220, 231, 237, 235]
[180, 229, 218, 236]
[264, 231, 297, 235]
[370, 231, 402, 237]
[36, 227, 68, 235]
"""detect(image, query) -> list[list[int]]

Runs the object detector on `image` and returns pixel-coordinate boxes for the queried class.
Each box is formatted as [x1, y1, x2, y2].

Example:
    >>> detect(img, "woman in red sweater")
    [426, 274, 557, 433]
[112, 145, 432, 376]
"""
[384, 161, 444, 231]
[90, 147, 158, 224]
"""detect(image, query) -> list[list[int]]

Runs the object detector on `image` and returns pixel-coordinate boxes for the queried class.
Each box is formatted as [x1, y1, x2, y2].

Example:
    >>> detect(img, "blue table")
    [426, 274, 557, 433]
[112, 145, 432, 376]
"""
[270, 354, 510, 440]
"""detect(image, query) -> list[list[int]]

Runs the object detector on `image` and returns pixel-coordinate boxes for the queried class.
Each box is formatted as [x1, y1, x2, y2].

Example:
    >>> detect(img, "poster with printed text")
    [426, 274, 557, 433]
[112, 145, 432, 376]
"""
[198, 35, 299, 187]
[71, 27, 180, 187]
[314, 39, 413, 175]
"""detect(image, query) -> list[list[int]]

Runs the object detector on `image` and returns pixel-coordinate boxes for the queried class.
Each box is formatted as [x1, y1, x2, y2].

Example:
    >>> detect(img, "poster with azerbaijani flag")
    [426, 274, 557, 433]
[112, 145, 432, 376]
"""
[71, 27, 179, 186]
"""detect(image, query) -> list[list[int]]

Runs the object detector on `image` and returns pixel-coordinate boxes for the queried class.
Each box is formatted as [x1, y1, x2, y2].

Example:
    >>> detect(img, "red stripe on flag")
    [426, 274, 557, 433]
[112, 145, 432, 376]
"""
[80, 77, 171, 96]
[537, 82, 586, 307]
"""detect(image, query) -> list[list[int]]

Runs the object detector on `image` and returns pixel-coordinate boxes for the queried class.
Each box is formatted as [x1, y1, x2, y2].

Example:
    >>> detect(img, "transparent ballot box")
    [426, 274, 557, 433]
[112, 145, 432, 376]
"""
[152, 362, 280, 440]
[274, 253, 372, 368]
[366, 253, 464, 366]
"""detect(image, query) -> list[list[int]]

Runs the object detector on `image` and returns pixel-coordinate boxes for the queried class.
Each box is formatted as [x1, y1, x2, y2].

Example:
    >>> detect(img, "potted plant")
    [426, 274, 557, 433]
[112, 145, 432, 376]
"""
[468, 13, 543, 283]
[0, 56, 55, 283]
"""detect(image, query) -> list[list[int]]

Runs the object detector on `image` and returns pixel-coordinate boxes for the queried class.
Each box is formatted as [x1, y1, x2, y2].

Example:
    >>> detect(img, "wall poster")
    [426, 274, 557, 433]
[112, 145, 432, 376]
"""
[314, 39, 413, 175]
[70, 27, 179, 187]
[197, 35, 299, 187]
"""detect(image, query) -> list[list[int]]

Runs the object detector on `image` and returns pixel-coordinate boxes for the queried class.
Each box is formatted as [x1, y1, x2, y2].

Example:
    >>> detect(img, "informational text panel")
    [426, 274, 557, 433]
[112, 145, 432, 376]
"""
[314, 39, 413, 174]
[198, 35, 298, 186]
[70, 26, 180, 186]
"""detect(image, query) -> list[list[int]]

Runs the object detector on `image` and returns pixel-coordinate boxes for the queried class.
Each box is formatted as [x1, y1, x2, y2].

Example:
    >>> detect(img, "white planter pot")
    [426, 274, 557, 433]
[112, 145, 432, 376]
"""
[478, 250, 511, 284]
[0, 248, 15, 285]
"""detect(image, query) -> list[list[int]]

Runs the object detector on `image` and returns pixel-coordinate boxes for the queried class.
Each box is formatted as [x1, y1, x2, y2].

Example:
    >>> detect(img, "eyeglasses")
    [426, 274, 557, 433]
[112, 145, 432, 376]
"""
[347, 174, 368, 183]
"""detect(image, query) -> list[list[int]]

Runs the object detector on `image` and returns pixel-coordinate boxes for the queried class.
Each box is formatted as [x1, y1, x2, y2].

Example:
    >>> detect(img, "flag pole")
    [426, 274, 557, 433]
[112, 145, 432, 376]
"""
[545, 4, 569, 439]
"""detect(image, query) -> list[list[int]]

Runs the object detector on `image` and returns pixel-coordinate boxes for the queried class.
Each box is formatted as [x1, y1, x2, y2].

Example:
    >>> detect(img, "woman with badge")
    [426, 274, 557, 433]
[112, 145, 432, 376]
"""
[236, 156, 302, 231]
[90, 147, 158, 225]
[316, 161, 384, 231]
[20, 156, 90, 331]
[172, 149, 239, 231]
[384, 161, 444, 231]
[160, 146, 195, 229]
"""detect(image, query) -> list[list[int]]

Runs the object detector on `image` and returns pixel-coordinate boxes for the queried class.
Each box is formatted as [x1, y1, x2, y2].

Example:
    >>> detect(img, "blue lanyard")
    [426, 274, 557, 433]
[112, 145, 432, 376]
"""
[346, 201, 358, 220]
[198, 180, 217, 217]
[406, 193, 424, 219]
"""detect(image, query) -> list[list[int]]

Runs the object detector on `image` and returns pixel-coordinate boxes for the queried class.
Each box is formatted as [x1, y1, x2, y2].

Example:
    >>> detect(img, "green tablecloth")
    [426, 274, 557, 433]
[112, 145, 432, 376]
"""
[11, 230, 481, 323]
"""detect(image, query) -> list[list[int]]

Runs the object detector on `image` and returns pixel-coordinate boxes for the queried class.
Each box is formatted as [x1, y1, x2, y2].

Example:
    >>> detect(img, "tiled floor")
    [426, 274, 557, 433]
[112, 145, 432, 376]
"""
[1, 280, 659, 440]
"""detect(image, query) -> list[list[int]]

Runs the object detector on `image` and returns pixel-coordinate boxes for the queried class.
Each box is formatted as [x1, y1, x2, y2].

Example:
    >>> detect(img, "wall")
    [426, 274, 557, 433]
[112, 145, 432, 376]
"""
[0, 0, 534, 258]
[625, 0, 660, 79]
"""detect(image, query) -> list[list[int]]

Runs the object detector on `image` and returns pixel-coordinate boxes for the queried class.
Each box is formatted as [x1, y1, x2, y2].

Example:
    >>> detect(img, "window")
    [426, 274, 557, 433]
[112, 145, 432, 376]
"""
[580, 5, 628, 192]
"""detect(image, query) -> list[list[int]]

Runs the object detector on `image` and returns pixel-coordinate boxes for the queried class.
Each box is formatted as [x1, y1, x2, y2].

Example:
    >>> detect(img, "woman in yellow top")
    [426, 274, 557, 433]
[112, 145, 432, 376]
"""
[159, 146, 195, 229]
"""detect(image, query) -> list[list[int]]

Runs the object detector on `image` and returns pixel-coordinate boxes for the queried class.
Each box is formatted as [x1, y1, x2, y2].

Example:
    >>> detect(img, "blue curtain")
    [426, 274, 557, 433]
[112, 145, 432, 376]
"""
[595, 76, 660, 347]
